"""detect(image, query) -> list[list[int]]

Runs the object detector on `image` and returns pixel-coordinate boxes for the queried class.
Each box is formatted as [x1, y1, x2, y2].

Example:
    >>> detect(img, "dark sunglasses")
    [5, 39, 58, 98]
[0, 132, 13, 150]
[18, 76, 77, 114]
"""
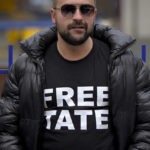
[54, 4, 96, 18]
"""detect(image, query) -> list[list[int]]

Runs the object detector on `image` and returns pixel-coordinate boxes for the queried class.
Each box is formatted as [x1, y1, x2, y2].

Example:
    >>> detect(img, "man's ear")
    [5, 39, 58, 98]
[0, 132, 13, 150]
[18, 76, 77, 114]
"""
[51, 8, 56, 24]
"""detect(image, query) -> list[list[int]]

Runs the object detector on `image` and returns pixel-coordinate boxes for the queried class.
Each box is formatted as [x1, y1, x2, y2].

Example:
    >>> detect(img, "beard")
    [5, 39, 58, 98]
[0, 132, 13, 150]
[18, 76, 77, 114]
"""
[56, 21, 94, 46]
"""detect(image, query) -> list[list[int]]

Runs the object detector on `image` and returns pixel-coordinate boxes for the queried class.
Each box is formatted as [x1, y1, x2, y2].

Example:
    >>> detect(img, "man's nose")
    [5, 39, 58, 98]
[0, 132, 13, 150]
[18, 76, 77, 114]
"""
[72, 8, 83, 20]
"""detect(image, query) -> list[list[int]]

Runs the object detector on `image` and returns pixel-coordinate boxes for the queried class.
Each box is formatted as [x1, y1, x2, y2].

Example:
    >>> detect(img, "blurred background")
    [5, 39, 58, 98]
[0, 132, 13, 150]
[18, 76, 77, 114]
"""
[0, 0, 150, 94]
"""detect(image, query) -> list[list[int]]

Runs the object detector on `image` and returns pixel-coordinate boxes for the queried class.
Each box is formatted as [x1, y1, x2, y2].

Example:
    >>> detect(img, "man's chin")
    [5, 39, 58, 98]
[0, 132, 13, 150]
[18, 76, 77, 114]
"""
[67, 38, 88, 46]
[59, 31, 90, 46]
[66, 33, 91, 45]
[69, 33, 87, 42]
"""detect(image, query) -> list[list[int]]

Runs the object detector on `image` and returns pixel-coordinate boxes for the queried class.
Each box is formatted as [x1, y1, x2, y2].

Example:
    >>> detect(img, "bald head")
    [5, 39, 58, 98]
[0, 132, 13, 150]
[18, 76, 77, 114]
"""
[52, 0, 96, 8]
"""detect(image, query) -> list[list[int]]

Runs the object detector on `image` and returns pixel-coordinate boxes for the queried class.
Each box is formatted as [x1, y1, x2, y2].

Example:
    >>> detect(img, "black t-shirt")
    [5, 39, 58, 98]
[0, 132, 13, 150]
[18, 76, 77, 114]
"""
[41, 38, 115, 150]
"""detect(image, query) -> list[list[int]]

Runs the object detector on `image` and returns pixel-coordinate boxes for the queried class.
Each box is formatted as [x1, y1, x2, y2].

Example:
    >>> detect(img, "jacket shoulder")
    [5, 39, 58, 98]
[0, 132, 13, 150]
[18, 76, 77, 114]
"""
[12, 53, 28, 76]
[7, 53, 34, 85]
[120, 49, 150, 81]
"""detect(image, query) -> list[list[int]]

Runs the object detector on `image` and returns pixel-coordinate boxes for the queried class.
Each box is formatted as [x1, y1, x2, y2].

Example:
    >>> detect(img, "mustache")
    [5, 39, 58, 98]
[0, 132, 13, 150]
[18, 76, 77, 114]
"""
[68, 21, 88, 30]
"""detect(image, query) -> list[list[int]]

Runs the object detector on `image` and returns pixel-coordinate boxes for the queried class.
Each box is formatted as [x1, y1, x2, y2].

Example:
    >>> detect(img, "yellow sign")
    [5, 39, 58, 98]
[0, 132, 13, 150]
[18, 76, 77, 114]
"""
[7, 28, 42, 44]
[0, 0, 16, 12]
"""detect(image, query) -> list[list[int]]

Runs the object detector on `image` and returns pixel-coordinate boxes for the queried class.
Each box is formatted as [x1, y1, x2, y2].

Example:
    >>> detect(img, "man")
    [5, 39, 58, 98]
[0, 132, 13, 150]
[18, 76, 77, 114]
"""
[0, 0, 150, 150]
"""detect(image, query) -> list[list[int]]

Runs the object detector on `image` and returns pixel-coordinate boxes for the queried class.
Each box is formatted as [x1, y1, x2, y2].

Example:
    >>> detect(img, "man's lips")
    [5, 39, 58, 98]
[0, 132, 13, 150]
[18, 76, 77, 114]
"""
[70, 25, 85, 28]
[71, 26, 85, 30]
[68, 22, 88, 30]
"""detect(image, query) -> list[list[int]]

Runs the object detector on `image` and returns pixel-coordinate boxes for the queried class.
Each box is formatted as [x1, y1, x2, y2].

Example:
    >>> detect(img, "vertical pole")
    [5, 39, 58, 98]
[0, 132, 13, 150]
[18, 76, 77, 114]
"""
[142, 45, 146, 62]
[8, 45, 13, 69]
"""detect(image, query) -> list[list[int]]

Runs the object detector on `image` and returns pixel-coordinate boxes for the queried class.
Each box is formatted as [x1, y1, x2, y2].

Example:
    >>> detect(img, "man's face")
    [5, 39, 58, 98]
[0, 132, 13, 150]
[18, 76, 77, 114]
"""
[51, 0, 97, 45]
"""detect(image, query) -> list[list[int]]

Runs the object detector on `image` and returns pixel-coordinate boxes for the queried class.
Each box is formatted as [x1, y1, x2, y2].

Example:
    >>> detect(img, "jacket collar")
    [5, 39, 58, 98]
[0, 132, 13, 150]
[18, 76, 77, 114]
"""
[20, 24, 136, 60]
[93, 24, 136, 58]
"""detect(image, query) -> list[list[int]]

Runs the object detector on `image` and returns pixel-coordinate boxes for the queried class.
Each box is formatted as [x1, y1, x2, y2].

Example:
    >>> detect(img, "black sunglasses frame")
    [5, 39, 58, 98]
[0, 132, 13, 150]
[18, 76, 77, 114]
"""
[54, 4, 96, 18]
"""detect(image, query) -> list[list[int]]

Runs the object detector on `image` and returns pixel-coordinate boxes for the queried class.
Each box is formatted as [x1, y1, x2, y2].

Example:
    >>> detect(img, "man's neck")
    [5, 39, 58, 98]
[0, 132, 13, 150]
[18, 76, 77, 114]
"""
[57, 35, 93, 61]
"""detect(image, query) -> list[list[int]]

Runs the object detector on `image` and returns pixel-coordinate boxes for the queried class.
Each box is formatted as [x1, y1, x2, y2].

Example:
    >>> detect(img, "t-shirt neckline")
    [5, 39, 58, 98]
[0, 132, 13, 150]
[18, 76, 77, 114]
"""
[56, 39, 95, 64]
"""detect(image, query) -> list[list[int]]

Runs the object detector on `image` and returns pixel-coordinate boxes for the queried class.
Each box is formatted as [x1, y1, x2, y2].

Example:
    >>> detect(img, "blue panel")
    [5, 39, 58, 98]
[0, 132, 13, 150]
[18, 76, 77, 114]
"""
[0, 20, 54, 30]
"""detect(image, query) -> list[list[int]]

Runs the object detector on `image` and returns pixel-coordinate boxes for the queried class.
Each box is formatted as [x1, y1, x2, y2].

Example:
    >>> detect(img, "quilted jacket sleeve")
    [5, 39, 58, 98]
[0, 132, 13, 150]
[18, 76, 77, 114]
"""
[0, 59, 24, 150]
[129, 59, 150, 150]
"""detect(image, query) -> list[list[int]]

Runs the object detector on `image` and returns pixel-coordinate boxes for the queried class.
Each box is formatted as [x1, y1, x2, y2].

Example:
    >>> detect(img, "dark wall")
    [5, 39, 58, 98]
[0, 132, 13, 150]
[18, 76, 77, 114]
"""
[96, 0, 119, 18]
[0, 74, 7, 96]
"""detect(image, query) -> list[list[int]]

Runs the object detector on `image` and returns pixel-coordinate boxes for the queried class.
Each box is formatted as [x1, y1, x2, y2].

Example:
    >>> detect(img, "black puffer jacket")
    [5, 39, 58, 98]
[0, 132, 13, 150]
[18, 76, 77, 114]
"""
[1, 24, 150, 150]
